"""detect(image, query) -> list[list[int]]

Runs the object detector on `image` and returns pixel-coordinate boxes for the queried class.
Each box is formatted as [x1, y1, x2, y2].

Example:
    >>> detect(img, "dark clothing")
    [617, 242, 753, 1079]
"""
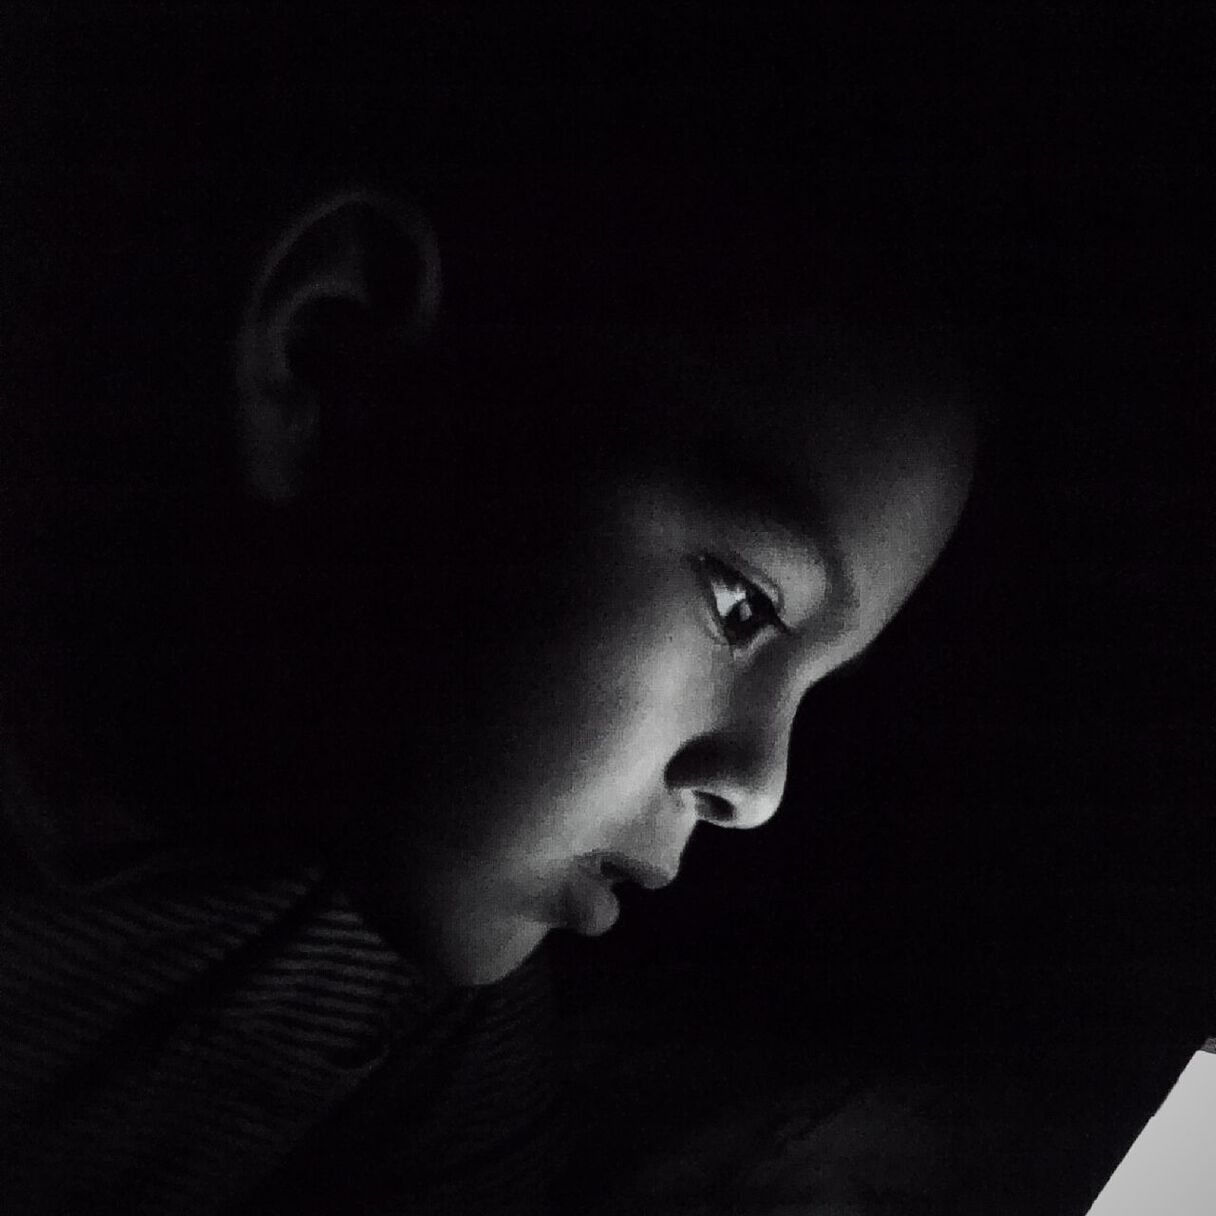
[0, 748, 562, 1215]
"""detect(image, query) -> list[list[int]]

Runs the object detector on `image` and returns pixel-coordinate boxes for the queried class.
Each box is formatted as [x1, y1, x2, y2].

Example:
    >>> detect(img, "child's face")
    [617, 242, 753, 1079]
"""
[339, 333, 974, 985]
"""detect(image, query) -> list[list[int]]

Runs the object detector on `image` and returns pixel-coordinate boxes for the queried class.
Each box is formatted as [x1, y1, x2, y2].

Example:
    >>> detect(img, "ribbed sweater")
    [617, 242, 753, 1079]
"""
[0, 754, 563, 1215]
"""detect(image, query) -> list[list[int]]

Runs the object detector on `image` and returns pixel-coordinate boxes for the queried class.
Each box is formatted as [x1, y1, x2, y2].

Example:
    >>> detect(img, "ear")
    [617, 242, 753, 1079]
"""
[235, 189, 441, 502]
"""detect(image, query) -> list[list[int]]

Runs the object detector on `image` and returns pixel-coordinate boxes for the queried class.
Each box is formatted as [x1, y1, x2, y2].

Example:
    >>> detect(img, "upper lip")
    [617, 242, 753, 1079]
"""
[582, 850, 678, 892]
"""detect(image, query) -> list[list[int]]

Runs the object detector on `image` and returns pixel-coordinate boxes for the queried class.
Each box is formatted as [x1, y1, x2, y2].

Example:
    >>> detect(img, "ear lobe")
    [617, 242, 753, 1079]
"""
[236, 190, 441, 503]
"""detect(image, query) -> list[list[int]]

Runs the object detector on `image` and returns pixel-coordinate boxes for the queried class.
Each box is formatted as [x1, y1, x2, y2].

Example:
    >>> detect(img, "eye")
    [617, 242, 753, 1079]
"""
[695, 554, 783, 649]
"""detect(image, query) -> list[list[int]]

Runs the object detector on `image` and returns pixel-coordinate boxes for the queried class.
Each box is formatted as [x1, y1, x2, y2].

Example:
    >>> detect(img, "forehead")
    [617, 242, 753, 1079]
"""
[588, 319, 972, 502]
[583, 321, 976, 625]
[457, 318, 973, 598]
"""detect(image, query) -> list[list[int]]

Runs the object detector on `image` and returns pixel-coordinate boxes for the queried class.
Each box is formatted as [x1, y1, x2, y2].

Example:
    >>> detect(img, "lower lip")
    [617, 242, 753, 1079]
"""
[558, 865, 620, 937]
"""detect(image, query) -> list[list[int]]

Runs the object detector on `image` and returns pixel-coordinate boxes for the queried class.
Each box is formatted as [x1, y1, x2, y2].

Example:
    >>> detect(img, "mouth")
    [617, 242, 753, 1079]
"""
[555, 851, 679, 938]
[587, 850, 678, 892]
[558, 863, 621, 937]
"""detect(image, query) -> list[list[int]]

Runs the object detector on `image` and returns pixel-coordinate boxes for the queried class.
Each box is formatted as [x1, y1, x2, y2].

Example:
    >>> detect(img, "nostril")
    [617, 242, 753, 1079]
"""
[694, 792, 735, 825]
[599, 860, 631, 885]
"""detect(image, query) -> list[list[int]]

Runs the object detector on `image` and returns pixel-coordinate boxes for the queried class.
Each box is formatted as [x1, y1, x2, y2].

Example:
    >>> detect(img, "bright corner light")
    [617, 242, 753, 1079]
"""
[1084, 1039, 1216, 1215]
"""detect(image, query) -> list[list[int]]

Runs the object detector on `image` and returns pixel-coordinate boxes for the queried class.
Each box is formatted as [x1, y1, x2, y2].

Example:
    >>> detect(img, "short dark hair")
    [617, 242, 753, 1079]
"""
[6, 4, 1000, 494]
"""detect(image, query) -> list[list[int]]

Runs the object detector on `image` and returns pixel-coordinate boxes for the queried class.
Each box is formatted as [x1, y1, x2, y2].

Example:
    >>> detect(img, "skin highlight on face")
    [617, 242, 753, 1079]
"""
[335, 322, 976, 986]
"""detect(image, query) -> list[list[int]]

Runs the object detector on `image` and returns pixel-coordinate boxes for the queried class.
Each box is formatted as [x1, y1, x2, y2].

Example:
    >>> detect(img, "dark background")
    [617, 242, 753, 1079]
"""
[3, 3, 1213, 1207]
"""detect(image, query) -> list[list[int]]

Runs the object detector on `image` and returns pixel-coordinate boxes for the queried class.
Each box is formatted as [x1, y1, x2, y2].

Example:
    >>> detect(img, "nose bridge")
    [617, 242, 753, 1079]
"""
[671, 681, 797, 831]
[728, 704, 793, 828]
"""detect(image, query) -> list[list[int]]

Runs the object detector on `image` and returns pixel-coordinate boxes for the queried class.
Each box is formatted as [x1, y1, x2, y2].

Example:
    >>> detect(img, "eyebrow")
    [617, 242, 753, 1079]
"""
[679, 442, 861, 644]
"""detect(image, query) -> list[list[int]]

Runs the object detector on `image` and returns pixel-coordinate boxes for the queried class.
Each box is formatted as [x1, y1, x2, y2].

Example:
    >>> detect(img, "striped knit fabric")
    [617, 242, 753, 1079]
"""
[0, 788, 564, 1214]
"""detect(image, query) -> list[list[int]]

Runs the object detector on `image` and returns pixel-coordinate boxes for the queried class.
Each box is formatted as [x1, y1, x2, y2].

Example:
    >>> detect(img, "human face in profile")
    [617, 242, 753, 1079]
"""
[341, 325, 976, 985]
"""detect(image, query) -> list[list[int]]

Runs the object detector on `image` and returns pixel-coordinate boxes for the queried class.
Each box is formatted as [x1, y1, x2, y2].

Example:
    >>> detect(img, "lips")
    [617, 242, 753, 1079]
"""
[560, 863, 621, 937]
[585, 850, 678, 892]
[555, 851, 680, 937]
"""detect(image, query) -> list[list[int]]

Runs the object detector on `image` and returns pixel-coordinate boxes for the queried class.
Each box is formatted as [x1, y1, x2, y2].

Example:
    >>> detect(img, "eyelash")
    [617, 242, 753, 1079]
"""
[695, 554, 784, 649]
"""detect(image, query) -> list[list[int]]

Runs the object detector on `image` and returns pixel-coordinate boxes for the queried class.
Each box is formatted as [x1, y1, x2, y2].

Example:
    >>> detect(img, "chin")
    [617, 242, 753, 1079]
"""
[338, 851, 549, 986]
[429, 914, 548, 987]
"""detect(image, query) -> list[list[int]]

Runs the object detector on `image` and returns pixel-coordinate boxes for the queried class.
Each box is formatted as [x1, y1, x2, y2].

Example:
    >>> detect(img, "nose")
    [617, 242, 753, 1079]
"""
[665, 712, 793, 831]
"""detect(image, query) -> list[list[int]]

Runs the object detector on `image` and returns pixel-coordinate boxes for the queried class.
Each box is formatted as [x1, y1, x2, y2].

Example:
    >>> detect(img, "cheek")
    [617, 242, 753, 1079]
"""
[560, 540, 714, 734]
[475, 554, 716, 825]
